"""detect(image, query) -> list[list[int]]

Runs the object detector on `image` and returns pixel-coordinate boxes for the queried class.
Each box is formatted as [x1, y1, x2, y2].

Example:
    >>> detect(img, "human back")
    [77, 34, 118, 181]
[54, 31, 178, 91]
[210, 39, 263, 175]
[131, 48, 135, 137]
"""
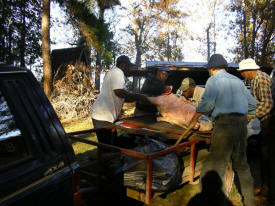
[189, 54, 256, 206]
[201, 69, 250, 119]
[91, 67, 125, 123]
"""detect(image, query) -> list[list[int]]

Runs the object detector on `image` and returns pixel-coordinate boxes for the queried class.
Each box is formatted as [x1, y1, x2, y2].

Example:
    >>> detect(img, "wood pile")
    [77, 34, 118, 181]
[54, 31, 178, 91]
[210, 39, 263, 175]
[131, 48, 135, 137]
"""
[51, 63, 97, 120]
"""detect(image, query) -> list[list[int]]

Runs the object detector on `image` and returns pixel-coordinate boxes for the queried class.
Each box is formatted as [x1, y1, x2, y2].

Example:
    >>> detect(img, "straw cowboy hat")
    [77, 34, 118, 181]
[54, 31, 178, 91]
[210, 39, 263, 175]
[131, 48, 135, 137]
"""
[238, 58, 260, 71]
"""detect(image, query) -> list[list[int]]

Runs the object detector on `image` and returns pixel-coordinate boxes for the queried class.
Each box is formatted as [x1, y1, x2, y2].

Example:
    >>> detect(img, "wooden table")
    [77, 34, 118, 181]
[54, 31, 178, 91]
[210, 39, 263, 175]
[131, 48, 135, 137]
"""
[115, 115, 211, 141]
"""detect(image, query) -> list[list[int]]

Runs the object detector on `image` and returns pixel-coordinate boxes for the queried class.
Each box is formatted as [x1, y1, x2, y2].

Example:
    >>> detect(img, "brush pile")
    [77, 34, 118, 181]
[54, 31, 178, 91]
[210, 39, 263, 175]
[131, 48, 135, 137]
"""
[51, 63, 97, 120]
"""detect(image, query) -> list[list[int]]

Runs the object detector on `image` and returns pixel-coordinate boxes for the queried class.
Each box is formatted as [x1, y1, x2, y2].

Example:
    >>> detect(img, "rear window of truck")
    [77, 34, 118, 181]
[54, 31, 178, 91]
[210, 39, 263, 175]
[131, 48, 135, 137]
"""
[0, 90, 30, 169]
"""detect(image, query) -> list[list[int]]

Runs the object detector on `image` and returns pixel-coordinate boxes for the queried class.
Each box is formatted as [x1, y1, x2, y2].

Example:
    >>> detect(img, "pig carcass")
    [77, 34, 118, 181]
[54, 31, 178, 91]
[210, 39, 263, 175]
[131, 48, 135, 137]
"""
[147, 93, 212, 132]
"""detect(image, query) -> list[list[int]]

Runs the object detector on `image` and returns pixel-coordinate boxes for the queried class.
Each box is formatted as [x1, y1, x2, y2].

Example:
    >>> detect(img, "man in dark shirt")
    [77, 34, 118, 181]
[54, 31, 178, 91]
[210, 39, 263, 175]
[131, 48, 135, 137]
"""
[134, 66, 170, 116]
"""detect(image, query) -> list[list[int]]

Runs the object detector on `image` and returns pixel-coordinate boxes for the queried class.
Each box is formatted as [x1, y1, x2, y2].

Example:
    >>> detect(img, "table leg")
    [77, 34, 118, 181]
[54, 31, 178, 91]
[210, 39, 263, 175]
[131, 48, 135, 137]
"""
[189, 143, 196, 184]
[145, 158, 153, 205]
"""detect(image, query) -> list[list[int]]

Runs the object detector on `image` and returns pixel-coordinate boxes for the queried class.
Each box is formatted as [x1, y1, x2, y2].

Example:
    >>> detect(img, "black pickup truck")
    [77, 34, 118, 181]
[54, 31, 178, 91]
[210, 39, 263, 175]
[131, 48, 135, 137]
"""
[0, 66, 80, 206]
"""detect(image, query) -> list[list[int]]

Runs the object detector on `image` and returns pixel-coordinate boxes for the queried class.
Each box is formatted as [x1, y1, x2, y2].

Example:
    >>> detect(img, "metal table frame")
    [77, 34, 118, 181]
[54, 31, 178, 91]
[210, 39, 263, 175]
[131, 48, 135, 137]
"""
[68, 126, 200, 204]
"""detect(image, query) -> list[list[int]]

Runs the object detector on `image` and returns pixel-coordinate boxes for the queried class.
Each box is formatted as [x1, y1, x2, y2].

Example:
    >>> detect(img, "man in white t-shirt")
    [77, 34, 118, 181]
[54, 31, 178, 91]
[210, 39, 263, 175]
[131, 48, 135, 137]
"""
[91, 55, 147, 144]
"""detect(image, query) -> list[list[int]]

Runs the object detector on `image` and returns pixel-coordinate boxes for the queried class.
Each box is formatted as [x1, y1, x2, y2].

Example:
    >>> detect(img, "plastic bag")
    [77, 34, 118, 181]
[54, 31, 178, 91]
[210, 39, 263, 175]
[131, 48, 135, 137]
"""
[247, 118, 261, 138]
[121, 137, 182, 192]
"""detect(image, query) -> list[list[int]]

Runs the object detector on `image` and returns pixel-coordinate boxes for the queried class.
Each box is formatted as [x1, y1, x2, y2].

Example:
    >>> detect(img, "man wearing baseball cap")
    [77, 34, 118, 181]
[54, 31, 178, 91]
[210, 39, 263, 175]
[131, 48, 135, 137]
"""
[91, 55, 147, 145]
[177, 77, 205, 107]
[134, 66, 170, 116]
[238, 58, 274, 205]
[188, 54, 256, 206]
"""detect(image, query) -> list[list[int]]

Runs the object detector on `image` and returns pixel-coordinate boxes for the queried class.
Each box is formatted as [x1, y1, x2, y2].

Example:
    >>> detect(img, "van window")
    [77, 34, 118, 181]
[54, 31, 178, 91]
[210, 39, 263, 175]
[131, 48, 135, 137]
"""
[0, 91, 30, 169]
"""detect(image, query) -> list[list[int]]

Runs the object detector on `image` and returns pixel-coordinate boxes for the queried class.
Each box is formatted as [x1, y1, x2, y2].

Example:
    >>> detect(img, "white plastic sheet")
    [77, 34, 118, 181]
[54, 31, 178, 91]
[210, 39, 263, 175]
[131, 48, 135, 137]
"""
[247, 118, 261, 138]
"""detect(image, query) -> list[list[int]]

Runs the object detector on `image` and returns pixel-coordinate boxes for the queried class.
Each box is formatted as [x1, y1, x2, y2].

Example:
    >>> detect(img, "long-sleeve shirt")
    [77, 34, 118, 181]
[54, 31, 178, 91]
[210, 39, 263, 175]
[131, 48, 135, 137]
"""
[135, 75, 165, 115]
[251, 70, 273, 121]
[177, 86, 205, 107]
[196, 69, 256, 120]
[190, 86, 205, 107]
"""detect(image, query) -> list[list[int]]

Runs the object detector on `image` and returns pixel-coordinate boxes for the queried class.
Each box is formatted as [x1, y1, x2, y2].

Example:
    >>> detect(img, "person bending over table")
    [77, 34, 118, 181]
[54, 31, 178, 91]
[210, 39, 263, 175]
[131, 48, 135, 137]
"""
[91, 55, 147, 145]
[188, 54, 256, 206]
[134, 66, 171, 117]
[176, 77, 205, 107]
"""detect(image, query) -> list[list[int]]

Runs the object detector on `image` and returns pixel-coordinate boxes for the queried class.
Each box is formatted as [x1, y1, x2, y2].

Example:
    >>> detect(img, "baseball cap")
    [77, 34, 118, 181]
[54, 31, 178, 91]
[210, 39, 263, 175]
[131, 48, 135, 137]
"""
[179, 77, 196, 91]
[158, 66, 170, 72]
[116, 55, 136, 66]
[205, 54, 228, 69]
[237, 58, 260, 71]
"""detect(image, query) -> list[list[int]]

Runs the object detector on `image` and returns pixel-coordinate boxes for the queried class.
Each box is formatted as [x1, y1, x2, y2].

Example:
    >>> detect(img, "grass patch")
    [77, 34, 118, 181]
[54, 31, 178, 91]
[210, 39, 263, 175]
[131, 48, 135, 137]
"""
[62, 117, 98, 162]
[148, 184, 200, 206]
[62, 117, 93, 133]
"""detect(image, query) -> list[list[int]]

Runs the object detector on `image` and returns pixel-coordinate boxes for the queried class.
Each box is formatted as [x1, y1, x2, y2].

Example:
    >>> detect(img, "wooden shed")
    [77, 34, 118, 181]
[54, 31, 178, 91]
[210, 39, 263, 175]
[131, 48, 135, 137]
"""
[51, 46, 91, 79]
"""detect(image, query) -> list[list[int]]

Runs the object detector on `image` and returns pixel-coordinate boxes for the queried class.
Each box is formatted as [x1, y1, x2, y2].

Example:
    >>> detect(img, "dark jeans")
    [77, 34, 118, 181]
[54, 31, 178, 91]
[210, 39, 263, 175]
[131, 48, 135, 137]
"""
[200, 114, 255, 206]
[92, 118, 117, 145]
[259, 113, 275, 201]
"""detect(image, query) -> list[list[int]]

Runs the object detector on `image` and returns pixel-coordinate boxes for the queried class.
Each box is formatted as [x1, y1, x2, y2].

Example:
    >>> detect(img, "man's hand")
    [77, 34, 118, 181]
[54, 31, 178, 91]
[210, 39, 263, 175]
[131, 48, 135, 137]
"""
[188, 112, 203, 129]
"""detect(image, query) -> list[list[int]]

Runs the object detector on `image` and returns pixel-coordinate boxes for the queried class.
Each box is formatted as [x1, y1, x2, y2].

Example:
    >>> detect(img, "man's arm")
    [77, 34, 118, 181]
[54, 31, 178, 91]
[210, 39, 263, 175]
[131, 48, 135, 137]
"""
[246, 87, 256, 116]
[114, 89, 148, 103]
[188, 112, 203, 129]
[255, 78, 273, 119]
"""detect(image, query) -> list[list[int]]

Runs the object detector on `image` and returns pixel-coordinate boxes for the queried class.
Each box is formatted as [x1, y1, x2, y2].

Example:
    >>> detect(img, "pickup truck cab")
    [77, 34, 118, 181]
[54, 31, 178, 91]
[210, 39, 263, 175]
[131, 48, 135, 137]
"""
[0, 66, 80, 206]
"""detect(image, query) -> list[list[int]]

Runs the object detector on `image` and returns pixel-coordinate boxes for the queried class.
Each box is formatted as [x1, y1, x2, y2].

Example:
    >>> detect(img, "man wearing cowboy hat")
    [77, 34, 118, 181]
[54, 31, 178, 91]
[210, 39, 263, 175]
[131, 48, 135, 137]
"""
[188, 54, 256, 206]
[238, 58, 275, 205]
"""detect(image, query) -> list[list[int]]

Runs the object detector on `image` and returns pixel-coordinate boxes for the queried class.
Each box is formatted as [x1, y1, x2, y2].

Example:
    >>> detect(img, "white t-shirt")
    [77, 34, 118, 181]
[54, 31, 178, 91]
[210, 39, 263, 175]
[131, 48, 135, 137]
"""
[91, 67, 126, 123]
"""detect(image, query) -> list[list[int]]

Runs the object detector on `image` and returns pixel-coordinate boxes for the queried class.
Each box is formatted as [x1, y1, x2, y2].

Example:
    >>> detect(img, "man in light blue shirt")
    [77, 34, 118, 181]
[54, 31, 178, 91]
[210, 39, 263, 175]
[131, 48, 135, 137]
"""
[188, 54, 256, 206]
[196, 68, 256, 120]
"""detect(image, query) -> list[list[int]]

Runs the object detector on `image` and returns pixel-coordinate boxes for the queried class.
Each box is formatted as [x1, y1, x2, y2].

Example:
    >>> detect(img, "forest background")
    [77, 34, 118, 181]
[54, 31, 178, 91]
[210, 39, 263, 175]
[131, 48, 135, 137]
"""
[0, 0, 274, 121]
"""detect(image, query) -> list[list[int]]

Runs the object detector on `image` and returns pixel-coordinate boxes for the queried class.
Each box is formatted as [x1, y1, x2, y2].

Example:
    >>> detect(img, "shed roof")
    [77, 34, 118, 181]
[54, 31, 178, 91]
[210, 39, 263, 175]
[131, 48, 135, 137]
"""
[51, 46, 90, 74]
[146, 61, 239, 69]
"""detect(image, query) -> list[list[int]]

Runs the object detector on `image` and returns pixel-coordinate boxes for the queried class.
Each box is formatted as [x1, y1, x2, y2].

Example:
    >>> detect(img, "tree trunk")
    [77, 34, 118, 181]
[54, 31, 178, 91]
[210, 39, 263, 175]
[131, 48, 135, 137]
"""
[243, 7, 248, 58]
[95, 9, 104, 91]
[20, 1, 26, 67]
[260, 23, 275, 66]
[133, 34, 142, 92]
[95, 52, 102, 91]
[7, 3, 13, 65]
[206, 25, 210, 61]
[8, 23, 12, 64]
[133, 50, 141, 92]
[42, 0, 52, 99]
[0, 0, 6, 62]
